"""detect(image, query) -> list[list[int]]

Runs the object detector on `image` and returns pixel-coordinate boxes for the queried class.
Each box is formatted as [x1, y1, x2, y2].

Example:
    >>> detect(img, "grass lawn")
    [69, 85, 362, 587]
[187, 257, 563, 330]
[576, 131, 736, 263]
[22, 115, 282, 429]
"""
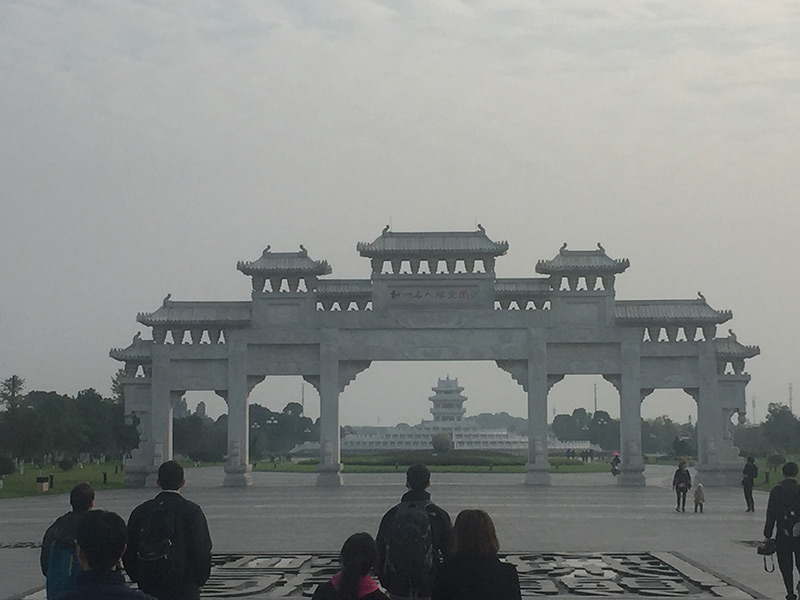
[253, 452, 612, 474]
[0, 462, 126, 499]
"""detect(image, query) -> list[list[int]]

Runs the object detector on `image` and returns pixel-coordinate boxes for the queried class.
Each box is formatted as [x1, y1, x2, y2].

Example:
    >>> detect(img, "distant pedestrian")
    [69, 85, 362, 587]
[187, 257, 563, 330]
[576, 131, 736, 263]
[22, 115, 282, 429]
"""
[61, 510, 155, 600]
[672, 461, 691, 512]
[41, 483, 95, 600]
[312, 532, 388, 600]
[763, 461, 800, 600]
[743, 456, 759, 512]
[376, 464, 452, 600]
[432, 509, 521, 600]
[123, 461, 212, 600]
[693, 484, 705, 513]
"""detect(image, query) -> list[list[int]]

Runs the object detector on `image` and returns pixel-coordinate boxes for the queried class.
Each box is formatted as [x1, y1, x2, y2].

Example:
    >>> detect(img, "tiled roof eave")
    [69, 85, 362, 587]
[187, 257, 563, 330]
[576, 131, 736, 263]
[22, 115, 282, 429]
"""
[616, 315, 732, 325]
[356, 247, 508, 257]
[136, 313, 251, 326]
[237, 262, 331, 276]
[109, 348, 152, 361]
[536, 262, 629, 274]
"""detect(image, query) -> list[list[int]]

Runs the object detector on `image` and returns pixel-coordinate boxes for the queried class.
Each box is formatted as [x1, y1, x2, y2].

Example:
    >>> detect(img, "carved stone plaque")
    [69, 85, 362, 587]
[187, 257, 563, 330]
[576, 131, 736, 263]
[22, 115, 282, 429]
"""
[193, 552, 758, 598]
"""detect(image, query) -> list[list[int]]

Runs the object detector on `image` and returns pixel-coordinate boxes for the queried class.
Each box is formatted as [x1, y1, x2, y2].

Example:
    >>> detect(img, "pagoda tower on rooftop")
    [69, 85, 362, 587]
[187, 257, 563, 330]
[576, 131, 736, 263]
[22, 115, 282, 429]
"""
[429, 376, 467, 423]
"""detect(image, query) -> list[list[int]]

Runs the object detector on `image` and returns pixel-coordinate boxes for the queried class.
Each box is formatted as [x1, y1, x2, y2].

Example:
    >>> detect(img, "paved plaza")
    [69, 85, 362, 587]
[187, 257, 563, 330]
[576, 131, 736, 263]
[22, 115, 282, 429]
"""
[0, 465, 784, 599]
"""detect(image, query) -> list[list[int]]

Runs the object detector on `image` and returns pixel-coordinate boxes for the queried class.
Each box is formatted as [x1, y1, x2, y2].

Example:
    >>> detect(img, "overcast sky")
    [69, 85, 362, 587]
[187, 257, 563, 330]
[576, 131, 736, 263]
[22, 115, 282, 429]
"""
[1, 1, 798, 427]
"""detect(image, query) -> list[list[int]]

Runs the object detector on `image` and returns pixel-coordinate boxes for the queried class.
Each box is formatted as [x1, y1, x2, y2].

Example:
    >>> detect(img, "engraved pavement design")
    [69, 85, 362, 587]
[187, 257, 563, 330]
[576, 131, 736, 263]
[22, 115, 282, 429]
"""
[200, 552, 755, 598]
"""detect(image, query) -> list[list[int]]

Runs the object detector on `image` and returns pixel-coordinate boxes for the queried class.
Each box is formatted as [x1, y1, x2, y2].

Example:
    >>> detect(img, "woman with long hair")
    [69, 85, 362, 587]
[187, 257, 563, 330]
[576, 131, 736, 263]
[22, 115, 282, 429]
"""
[432, 509, 521, 600]
[312, 532, 388, 600]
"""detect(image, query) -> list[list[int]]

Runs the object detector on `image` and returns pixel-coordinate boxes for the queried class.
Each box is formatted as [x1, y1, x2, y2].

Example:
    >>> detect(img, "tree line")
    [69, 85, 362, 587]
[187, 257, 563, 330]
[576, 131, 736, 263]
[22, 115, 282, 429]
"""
[0, 374, 320, 470]
[550, 402, 800, 459]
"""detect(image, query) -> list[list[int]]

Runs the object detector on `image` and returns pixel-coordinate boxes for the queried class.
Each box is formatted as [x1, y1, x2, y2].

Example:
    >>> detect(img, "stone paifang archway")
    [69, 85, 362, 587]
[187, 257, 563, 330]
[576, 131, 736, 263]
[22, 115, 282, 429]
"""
[111, 228, 759, 488]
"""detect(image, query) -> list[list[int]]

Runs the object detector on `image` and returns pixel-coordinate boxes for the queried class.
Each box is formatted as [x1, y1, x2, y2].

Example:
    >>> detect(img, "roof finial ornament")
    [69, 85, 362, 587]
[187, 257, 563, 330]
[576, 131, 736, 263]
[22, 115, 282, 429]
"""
[728, 328, 737, 342]
[477, 223, 485, 233]
[132, 331, 141, 344]
[697, 291, 706, 302]
[299, 244, 307, 256]
[261, 245, 271, 257]
[597, 242, 605, 254]
[559, 242, 568, 255]
[383, 224, 390, 234]
[162, 293, 172, 307]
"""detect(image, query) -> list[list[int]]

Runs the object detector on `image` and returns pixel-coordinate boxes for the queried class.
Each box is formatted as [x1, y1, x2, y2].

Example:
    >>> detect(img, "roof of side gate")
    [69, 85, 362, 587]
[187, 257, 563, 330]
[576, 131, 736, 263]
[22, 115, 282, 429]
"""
[357, 227, 508, 257]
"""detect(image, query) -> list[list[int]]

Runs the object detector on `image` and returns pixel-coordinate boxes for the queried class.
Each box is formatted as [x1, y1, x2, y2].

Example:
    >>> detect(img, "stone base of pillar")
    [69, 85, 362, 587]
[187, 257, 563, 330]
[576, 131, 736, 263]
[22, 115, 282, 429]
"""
[124, 468, 147, 488]
[145, 469, 160, 488]
[695, 464, 743, 487]
[524, 463, 551, 486]
[223, 471, 253, 487]
[316, 463, 343, 487]
[617, 468, 646, 486]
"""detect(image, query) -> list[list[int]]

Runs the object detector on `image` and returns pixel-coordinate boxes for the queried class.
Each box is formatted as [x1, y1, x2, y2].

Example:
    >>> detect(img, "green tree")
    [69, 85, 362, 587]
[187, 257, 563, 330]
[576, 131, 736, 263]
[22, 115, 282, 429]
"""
[0, 375, 25, 408]
[763, 403, 799, 454]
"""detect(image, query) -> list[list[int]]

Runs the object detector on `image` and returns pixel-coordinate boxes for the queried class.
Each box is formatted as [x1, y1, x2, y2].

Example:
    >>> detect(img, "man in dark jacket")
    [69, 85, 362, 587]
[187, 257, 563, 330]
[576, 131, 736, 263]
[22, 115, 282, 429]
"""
[123, 461, 212, 600]
[764, 462, 800, 600]
[743, 456, 759, 512]
[41, 482, 95, 599]
[376, 464, 452, 599]
[62, 510, 155, 600]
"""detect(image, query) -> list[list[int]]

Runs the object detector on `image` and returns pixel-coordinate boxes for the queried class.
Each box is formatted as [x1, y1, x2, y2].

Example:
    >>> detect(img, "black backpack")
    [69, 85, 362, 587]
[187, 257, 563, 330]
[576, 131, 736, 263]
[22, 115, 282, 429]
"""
[135, 499, 186, 588]
[779, 486, 800, 539]
[383, 500, 434, 595]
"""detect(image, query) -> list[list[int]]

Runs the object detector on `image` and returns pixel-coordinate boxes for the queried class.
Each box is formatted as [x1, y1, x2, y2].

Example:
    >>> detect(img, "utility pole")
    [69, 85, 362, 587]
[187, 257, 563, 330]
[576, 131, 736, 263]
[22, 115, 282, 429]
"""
[790, 383, 794, 414]
[751, 396, 756, 424]
[593, 383, 598, 414]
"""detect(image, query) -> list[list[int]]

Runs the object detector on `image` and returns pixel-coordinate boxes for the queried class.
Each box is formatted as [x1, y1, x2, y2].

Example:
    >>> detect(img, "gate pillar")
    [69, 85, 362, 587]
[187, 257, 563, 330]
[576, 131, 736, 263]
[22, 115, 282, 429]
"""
[223, 333, 253, 487]
[525, 360, 551, 485]
[145, 370, 175, 487]
[612, 339, 646, 486]
[317, 352, 342, 486]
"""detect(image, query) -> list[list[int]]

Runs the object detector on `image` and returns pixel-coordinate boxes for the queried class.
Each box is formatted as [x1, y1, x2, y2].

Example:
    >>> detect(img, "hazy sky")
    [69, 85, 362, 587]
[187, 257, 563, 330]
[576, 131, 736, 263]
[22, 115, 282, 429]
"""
[1, 1, 798, 427]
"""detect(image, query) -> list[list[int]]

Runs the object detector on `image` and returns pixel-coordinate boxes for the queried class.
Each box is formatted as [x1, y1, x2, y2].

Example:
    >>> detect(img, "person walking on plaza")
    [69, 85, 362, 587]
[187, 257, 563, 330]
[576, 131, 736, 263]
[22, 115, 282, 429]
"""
[376, 464, 452, 600]
[432, 509, 521, 600]
[763, 462, 800, 600]
[41, 482, 95, 600]
[61, 510, 156, 600]
[672, 461, 691, 512]
[743, 456, 759, 512]
[312, 532, 388, 600]
[123, 461, 212, 600]
[693, 483, 705, 513]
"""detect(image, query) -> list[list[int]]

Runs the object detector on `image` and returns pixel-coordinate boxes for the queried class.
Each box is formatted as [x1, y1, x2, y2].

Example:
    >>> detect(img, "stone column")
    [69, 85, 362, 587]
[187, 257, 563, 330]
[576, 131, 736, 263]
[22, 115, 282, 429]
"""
[317, 343, 342, 486]
[616, 339, 645, 486]
[224, 332, 252, 487]
[526, 341, 551, 485]
[692, 340, 742, 485]
[145, 362, 174, 487]
[123, 380, 151, 488]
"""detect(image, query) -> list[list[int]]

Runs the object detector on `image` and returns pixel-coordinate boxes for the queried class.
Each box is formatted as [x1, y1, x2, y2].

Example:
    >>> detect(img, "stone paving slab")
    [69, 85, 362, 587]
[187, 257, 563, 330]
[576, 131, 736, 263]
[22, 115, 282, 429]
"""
[0, 466, 781, 599]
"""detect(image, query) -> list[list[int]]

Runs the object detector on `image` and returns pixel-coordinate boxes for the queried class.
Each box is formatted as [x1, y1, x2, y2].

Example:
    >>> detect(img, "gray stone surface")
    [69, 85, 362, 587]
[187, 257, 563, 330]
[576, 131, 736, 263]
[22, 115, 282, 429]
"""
[0, 465, 781, 599]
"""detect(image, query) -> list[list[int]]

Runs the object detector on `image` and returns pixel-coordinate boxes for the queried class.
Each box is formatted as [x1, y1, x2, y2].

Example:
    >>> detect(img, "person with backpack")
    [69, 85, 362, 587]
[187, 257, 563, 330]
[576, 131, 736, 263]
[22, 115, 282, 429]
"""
[432, 509, 521, 600]
[672, 461, 691, 512]
[763, 461, 800, 600]
[376, 464, 452, 599]
[123, 461, 212, 600]
[61, 510, 156, 600]
[312, 532, 388, 600]
[40, 482, 95, 600]
[743, 456, 759, 512]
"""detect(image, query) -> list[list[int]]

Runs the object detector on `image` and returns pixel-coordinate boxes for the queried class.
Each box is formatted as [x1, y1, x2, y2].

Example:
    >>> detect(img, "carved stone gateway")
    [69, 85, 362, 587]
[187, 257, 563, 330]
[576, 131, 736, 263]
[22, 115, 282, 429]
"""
[111, 229, 759, 487]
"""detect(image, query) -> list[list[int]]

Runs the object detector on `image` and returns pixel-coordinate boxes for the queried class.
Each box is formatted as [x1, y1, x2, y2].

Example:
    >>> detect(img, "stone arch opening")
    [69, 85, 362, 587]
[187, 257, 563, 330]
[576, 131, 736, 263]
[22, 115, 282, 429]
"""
[640, 390, 698, 459]
[172, 391, 228, 466]
[337, 361, 527, 454]
[548, 375, 620, 462]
